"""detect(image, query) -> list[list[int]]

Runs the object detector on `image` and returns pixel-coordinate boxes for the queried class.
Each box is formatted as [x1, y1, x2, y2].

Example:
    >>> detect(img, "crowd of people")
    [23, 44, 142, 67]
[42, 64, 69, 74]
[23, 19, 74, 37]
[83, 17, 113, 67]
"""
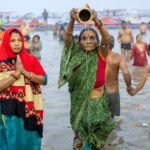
[58, 7, 150, 150]
[0, 5, 150, 150]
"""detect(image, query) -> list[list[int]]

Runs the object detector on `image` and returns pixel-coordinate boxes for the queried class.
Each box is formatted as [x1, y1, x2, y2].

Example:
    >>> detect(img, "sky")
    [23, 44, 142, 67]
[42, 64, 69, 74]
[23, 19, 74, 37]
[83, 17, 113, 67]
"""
[0, 0, 150, 14]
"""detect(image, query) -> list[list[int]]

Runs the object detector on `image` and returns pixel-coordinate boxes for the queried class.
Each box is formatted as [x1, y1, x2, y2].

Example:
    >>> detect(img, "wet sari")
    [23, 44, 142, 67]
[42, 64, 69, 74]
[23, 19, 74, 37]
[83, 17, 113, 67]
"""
[59, 38, 115, 149]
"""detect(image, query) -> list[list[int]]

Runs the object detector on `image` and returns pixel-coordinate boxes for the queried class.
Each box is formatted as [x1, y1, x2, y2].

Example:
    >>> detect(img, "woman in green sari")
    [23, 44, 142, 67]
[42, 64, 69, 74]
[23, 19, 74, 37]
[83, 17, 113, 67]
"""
[58, 7, 115, 150]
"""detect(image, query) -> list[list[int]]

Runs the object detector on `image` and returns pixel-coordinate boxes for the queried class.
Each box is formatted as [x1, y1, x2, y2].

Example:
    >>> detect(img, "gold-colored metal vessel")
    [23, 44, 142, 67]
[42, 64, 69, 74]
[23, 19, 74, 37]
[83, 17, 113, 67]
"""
[77, 7, 93, 23]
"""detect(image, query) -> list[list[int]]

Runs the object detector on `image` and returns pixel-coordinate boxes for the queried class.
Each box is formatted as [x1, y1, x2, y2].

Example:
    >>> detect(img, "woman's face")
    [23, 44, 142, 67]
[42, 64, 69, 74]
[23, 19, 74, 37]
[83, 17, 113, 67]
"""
[10, 32, 23, 54]
[137, 35, 143, 43]
[79, 30, 98, 52]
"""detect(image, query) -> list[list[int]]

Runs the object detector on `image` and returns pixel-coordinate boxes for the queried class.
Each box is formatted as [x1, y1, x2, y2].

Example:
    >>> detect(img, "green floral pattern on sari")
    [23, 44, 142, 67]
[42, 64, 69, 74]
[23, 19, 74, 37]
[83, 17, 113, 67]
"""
[58, 38, 115, 149]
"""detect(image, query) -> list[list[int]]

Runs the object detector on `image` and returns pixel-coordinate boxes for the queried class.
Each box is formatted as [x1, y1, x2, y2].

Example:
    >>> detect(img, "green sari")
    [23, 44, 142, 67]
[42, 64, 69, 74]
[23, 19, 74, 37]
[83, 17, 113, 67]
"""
[59, 38, 115, 149]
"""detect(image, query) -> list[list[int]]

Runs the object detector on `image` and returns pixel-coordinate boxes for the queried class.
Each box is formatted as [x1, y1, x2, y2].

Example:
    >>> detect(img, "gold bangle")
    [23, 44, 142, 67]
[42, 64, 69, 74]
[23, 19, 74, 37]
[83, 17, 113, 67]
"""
[66, 30, 73, 34]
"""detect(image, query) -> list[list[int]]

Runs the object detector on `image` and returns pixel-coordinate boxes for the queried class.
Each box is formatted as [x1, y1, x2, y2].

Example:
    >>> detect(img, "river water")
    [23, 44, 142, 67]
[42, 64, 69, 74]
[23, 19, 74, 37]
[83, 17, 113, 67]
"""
[32, 29, 150, 150]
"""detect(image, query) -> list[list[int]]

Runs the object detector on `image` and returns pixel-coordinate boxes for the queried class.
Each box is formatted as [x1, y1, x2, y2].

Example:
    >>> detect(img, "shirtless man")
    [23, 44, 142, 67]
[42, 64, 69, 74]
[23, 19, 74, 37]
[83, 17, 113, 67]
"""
[139, 22, 148, 42]
[20, 22, 32, 36]
[139, 22, 147, 35]
[105, 35, 132, 117]
[118, 21, 134, 63]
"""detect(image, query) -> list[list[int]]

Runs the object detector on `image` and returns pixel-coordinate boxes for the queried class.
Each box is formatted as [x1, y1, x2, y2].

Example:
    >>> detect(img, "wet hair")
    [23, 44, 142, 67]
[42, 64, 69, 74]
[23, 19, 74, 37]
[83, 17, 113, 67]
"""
[121, 20, 127, 24]
[24, 35, 30, 41]
[78, 28, 100, 42]
[136, 34, 142, 40]
[109, 35, 115, 49]
[32, 35, 40, 41]
[140, 22, 146, 25]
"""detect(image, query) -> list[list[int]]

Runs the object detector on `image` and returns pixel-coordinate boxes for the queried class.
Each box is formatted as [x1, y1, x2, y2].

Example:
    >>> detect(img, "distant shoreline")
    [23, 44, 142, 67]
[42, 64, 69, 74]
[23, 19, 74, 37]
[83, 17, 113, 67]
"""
[3, 23, 150, 31]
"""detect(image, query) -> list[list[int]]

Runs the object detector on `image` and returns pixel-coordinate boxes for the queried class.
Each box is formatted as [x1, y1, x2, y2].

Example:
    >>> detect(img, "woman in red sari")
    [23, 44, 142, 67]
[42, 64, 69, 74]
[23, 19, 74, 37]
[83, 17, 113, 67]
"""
[0, 28, 47, 150]
[130, 34, 149, 67]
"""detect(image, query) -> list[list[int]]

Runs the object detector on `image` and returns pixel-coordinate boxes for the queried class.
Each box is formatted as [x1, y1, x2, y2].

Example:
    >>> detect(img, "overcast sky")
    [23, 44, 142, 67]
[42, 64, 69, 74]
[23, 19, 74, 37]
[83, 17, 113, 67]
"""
[1, 0, 150, 14]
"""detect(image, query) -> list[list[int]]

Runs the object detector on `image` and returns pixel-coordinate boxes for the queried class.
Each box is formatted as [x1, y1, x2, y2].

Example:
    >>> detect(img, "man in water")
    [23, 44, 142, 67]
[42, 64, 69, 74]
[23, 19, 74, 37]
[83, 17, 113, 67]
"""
[118, 21, 134, 63]
[42, 9, 48, 24]
[58, 25, 65, 42]
[105, 35, 132, 118]
[139, 22, 147, 36]
[139, 22, 148, 42]
[20, 22, 32, 36]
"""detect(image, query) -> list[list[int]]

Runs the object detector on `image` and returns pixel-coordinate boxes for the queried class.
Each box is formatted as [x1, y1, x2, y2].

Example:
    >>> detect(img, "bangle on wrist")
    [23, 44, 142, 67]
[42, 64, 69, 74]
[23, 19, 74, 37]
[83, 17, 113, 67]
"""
[66, 30, 73, 34]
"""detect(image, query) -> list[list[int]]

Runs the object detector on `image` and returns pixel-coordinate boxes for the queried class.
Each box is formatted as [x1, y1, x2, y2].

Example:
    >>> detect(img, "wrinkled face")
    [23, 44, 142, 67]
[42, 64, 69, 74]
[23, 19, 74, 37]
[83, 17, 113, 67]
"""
[79, 30, 98, 52]
[33, 37, 39, 43]
[10, 32, 22, 54]
[137, 35, 143, 43]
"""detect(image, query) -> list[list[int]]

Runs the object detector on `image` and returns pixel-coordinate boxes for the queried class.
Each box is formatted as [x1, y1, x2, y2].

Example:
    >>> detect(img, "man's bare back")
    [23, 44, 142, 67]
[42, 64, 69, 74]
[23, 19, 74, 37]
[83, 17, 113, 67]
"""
[105, 35, 131, 117]
[105, 52, 121, 93]
[105, 50, 131, 93]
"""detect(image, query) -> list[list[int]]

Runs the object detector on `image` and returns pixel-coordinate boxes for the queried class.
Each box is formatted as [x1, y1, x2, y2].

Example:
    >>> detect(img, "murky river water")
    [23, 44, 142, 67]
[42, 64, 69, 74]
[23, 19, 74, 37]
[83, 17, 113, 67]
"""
[32, 29, 150, 150]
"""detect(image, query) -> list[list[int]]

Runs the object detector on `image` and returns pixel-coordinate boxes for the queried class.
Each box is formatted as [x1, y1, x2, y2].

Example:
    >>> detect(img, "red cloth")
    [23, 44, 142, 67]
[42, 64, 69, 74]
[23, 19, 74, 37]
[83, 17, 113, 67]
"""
[0, 28, 45, 75]
[0, 28, 46, 137]
[94, 52, 106, 88]
[130, 43, 148, 67]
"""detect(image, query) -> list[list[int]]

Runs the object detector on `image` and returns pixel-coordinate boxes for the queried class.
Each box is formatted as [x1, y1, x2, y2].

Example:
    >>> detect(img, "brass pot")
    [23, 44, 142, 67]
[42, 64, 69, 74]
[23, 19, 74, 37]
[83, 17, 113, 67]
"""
[77, 7, 93, 23]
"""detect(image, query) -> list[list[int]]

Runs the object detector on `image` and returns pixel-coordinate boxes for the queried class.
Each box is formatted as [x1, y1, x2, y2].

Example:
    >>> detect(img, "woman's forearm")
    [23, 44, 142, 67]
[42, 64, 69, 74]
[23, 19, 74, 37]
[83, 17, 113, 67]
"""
[64, 18, 75, 47]
[135, 79, 146, 94]
[94, 19, 110, 58]
[30, 73, 45, 85]
[23, 70, 46, 85]
[94, 19, 110, 45]
[0, 76, 16, 92]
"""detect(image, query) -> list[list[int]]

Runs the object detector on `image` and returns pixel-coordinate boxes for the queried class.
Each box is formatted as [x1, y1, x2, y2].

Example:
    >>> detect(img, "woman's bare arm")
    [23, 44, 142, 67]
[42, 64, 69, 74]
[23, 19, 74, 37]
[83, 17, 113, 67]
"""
[0, 76, 16, 92]
[22, 70, 46, 85]
[133, 65, 150, 93]
[93, 17, 110, 58]
[129, 65, 150, 96]
[64, 9, 78, 47]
